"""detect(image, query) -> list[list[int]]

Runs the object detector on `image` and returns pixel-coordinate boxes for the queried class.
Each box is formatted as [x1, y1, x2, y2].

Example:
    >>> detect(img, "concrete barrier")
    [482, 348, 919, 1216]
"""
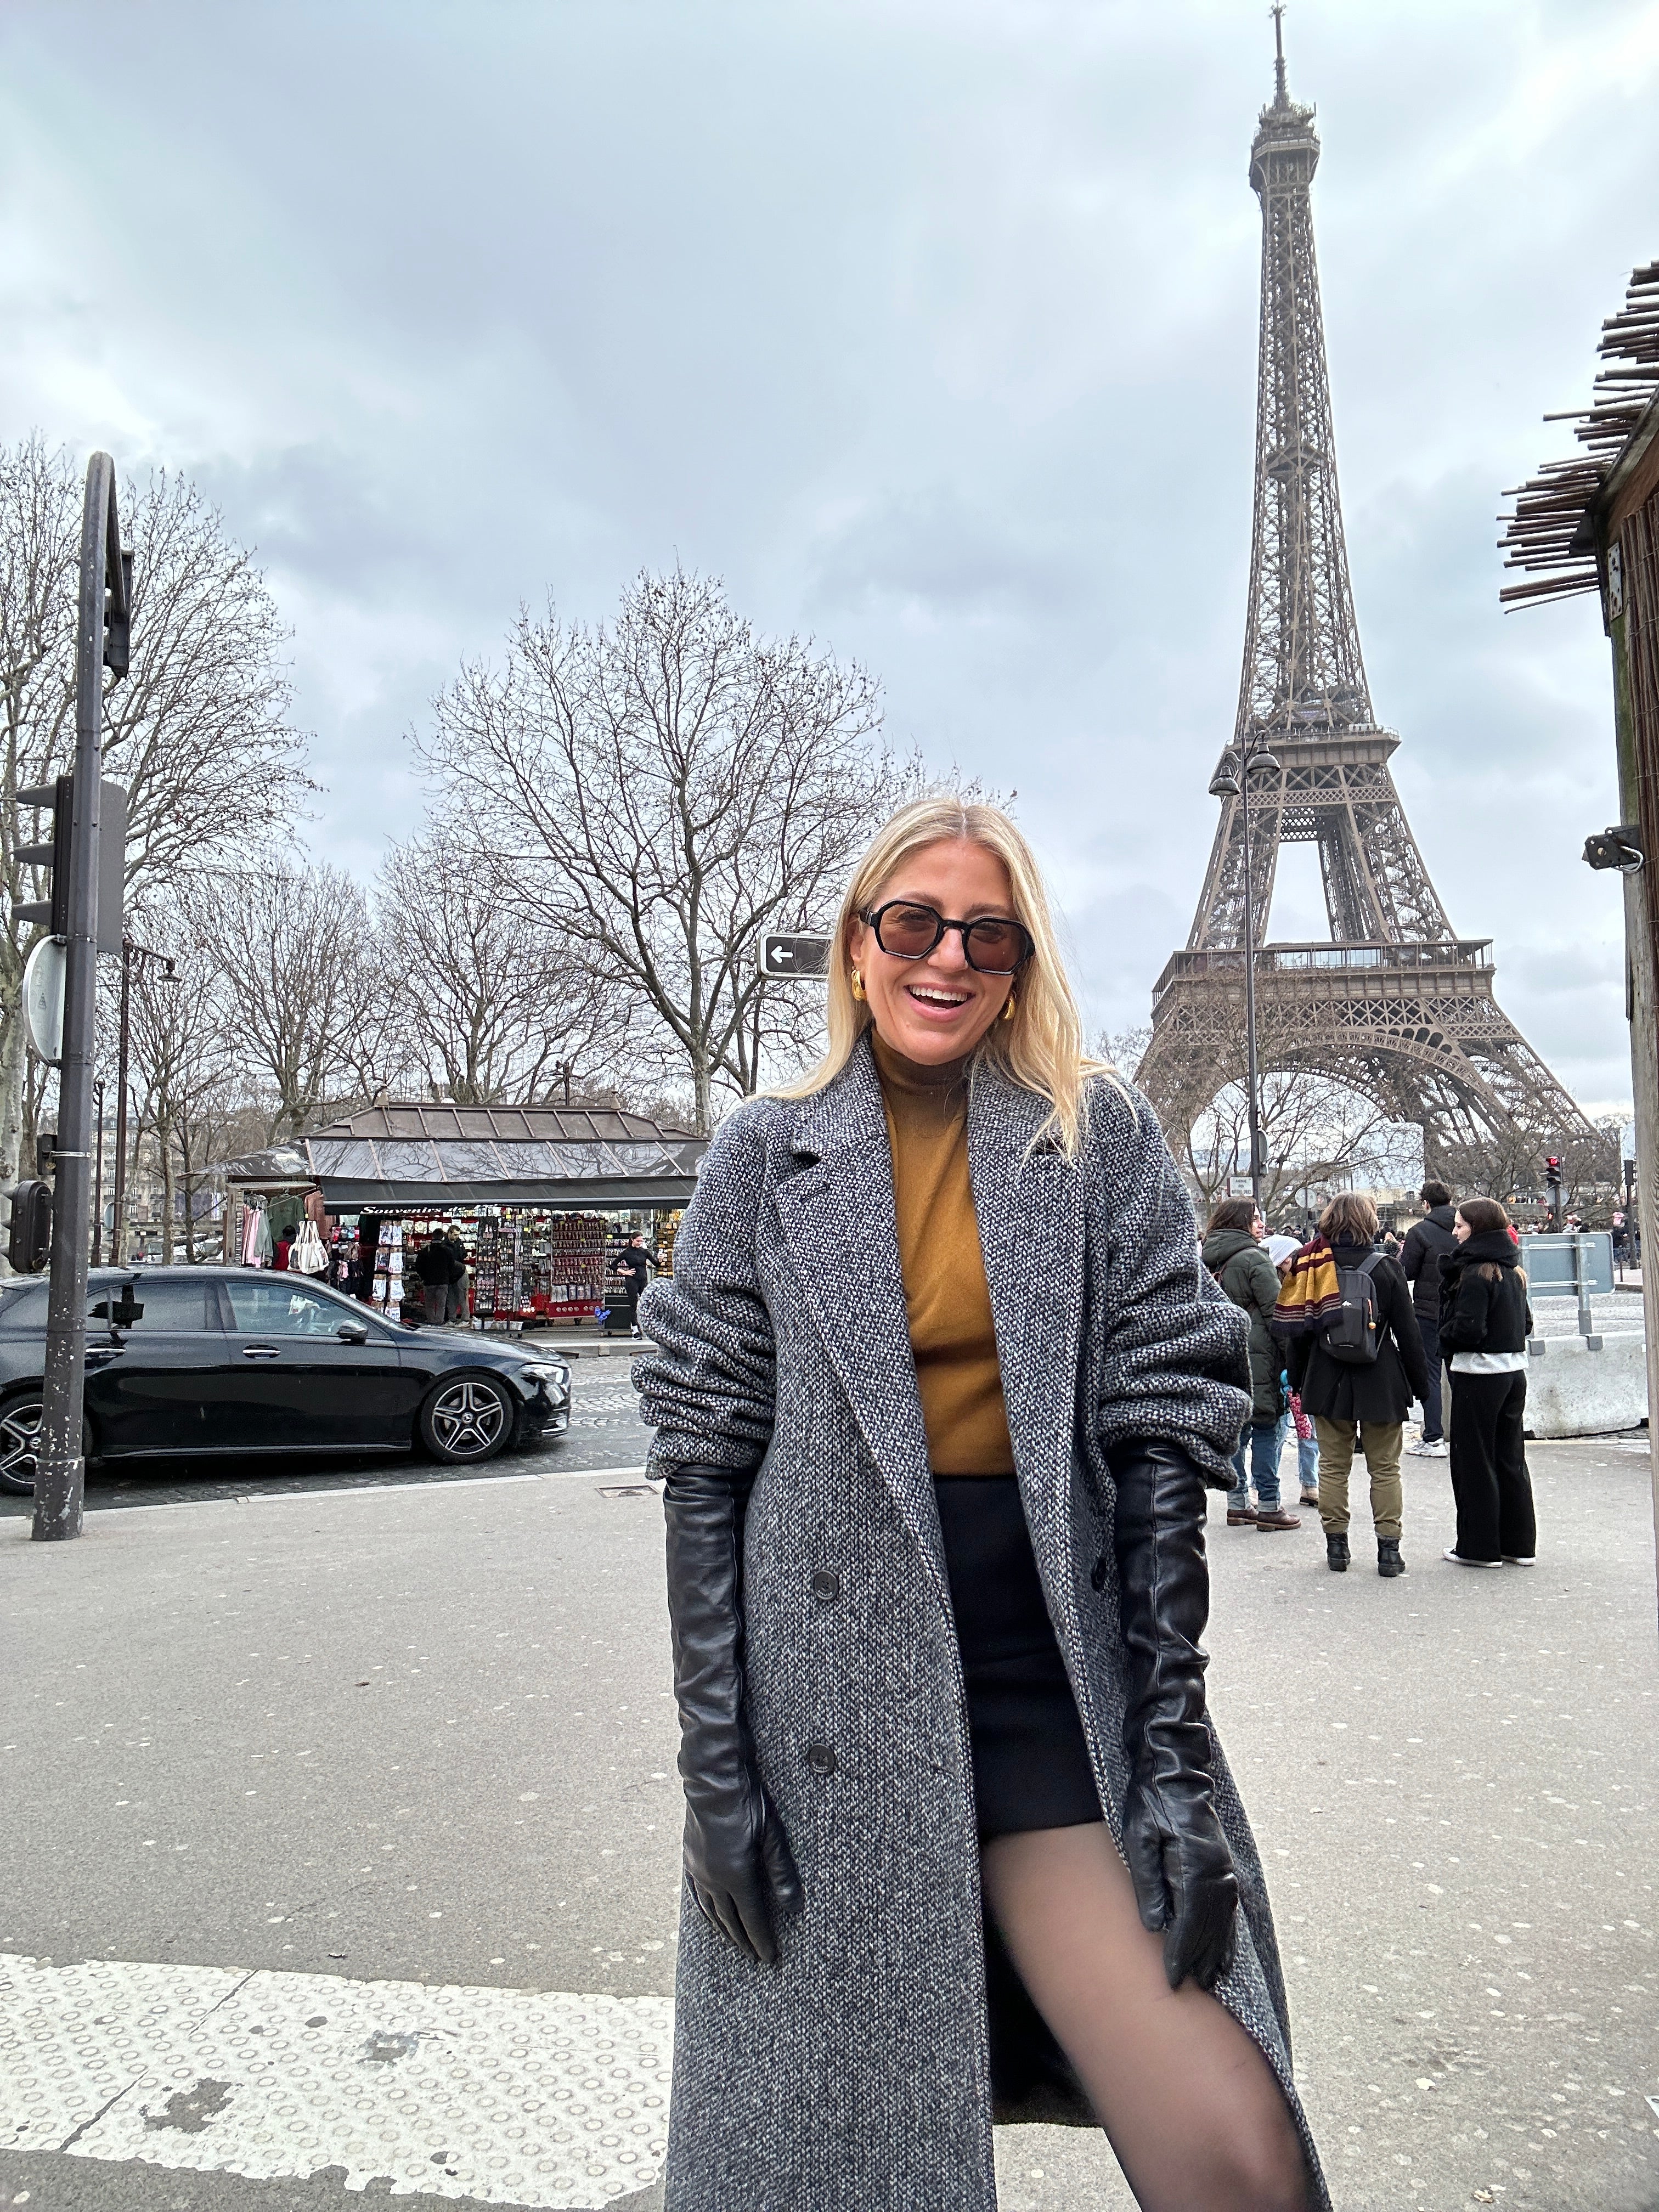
[1522, 1299, 1649, 1437]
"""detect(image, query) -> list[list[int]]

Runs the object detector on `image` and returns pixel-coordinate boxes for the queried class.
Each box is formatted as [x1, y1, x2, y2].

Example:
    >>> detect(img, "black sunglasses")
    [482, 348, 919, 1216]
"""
[860, 900, 1034, 976]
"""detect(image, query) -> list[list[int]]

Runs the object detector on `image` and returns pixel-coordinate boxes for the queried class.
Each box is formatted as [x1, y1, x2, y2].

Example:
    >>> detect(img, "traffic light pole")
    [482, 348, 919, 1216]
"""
[32, 455, 130, 1543]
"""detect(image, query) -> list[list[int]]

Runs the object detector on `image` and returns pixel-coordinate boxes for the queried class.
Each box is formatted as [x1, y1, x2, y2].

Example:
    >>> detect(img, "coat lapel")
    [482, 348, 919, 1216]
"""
[967, 1058, 1088, 1560]
[772, 1036, 946, 1600]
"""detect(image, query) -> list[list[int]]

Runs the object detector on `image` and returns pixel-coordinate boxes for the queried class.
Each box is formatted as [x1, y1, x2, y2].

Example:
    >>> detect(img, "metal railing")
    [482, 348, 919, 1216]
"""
[1157, 939, 1493, 992]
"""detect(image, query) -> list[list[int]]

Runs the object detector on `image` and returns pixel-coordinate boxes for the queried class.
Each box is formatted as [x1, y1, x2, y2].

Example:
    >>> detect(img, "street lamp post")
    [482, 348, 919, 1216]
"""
[1209, 740, 1282, 1208]
[91, 1080, 105, 1267]
[111, 936, 177, 1267]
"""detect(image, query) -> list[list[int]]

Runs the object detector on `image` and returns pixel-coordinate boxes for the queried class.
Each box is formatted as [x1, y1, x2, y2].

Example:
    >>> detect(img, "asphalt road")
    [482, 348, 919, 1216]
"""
[2, 1370, 1655, 2211]
[0, 1345, 654, 1518]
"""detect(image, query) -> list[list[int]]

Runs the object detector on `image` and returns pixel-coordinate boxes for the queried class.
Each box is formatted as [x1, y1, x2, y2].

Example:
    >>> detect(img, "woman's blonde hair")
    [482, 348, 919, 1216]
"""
[777, 794, 1114, 1156]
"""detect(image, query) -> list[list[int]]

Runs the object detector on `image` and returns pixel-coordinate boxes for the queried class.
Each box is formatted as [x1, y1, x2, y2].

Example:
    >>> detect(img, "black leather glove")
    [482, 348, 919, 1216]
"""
[1110, 1439, 1238, 1990]
[663, 1463, 802, 1963]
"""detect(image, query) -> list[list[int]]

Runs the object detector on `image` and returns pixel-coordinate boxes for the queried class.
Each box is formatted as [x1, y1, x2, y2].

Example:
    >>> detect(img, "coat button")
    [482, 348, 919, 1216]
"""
[1090, 1553, 1109, 1592]
[805, 1742, 838, 1776]
[811, 1568, 841, 1602]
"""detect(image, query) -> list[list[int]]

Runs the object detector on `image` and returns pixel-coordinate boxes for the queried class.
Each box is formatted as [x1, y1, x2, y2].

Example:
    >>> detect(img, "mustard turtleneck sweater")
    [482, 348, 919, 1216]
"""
[872, 1034, 1015, 1475]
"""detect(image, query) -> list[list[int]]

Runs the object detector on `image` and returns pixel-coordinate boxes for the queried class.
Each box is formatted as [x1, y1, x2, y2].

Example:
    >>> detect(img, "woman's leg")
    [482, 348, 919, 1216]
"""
[1296, 1427, 1320, 1500]
[1448, 1374, 1500, 1560]
[1250, 1418, 1284, 1509]
[982, 1822, 1310, 2212]
[1228, 1437, 1254, 1520]
[1494, 1373, 1536, 1559]
[1360, 1422, 1403, 1540]
[1313, 1416, 1352, 1536]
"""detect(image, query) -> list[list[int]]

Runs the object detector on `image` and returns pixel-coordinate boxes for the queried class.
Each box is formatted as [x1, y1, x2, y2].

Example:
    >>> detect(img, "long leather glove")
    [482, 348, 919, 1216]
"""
[663, 1463, 802, 1963]
[1110, 1439, 1238, 1990]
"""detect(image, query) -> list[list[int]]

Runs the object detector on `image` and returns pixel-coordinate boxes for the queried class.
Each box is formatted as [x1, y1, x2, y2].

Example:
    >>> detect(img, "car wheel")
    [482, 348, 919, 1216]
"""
[0, 1392, 43, 1495]
[418, 1373, 515, 1465]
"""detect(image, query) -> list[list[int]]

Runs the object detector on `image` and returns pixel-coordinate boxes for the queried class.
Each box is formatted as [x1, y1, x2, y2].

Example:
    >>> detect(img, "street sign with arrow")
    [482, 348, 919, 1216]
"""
[759, 933, 833, 978]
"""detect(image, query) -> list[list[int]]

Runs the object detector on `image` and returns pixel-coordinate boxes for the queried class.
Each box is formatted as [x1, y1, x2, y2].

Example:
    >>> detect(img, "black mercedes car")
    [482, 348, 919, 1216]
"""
[0, 1265, 571, 1494]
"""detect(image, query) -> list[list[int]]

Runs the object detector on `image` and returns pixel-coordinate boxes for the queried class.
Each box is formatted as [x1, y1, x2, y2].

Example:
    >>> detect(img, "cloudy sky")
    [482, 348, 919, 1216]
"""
[2, 0, 1655, 1110]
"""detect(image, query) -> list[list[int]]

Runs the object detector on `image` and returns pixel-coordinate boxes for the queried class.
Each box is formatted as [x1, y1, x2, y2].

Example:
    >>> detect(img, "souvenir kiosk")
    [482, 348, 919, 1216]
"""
[225, 1101, 705, 1331]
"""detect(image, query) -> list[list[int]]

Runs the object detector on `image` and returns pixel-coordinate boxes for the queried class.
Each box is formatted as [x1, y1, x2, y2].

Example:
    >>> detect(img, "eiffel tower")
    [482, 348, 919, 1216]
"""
[1135, 13, 1589, 1177]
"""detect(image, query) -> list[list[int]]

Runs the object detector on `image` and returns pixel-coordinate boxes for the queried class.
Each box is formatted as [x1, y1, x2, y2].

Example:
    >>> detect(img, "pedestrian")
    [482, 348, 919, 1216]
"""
[444, 1228, 469, 1323]
[1286, 1381, 1319, 1505]
[635, 795, 1323, 2212]
[1201, 1198, 1301, 1531]
[1399, 1179, 1457, 1459]
[1438, 1197, 1537, 1569]
[612, 1232, 653, 1339]
[1274, 1193, 1430, 1579]
[412, 1232, 452, 1324]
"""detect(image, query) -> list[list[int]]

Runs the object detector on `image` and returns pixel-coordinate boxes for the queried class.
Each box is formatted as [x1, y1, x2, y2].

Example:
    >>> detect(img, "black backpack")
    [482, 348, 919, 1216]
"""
[1319, 1251, 1384, 1365]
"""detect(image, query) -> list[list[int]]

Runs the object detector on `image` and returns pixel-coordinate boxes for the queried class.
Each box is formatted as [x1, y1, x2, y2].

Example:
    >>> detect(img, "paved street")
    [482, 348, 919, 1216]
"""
[2, 1365, 1656, 2210]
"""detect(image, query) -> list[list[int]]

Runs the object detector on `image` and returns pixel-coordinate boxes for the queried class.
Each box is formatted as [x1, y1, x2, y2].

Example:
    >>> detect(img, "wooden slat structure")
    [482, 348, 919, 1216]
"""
[1499, 259, 1659, 606]
[1503, 256, 1659, 1564]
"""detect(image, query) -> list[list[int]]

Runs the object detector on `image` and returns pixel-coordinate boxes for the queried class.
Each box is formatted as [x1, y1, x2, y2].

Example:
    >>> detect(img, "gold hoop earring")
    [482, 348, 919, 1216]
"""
[850, 968, 866, 1002]
[1001, 991, 1017, 1022]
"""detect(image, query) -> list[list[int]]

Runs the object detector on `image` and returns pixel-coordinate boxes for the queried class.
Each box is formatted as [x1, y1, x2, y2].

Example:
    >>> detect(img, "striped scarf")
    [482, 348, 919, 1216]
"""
[1272, 1236, 1342, 1338]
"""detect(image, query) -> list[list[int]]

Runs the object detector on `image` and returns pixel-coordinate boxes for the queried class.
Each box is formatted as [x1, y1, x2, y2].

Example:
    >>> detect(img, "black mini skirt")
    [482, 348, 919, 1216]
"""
[934, 1474, 1104, 1838]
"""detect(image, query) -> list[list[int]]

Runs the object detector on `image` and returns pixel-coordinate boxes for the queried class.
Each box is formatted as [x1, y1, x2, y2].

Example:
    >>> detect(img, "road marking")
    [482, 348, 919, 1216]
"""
[0, 1951, 670, 2207]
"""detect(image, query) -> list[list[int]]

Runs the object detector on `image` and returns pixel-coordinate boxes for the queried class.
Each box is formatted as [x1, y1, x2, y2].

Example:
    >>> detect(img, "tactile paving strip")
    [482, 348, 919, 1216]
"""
[0, 1950, 672, 2205]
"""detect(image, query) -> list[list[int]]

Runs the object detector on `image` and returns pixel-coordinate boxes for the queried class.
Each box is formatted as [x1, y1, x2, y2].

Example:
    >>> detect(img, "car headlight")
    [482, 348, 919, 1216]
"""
[518, 1362, 563, 1384]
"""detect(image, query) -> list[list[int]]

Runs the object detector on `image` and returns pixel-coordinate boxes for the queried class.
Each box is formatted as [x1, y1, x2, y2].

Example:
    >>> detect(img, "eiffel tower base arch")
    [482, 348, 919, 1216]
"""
[1136, 946, 1593, 1189]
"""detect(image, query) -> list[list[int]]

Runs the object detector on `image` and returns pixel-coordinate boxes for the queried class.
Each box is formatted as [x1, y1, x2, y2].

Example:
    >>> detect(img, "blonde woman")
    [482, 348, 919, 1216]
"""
[636, 798, 1324, 2212]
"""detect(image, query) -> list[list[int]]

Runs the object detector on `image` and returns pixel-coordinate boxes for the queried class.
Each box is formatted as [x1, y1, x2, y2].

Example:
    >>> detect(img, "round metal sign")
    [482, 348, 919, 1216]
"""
[22, 935, 65, 1065]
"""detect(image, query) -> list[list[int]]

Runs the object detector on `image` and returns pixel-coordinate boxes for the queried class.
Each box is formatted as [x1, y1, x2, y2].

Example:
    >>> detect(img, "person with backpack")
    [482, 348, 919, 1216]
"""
[1201, 1198, 1301, 1531]
[1399, 1180, 1458, 1458]
[1273, 1193, 1429, 1579]
[1437, 1197, 1536, 1569]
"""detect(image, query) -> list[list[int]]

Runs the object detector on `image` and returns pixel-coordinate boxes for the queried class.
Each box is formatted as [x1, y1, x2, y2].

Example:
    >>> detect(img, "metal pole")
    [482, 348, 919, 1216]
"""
[1240, 760, 1265, 1205]
[92, 1080, 104, 1267]
[114, 940, 131, 1261]
[33, 455, 126, 1542]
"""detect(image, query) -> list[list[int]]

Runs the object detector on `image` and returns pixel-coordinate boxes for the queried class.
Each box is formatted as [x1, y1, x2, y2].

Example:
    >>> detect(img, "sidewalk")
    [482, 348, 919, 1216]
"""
[3, 1435, 1655, 2210]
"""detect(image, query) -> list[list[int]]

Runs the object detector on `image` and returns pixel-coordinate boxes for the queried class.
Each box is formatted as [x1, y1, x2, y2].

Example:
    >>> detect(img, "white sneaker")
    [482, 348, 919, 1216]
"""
[1443, 1548, 1503, 1568]
[1406, 1438, 1449, 1458]
[1502, 1554, 1536, 1566]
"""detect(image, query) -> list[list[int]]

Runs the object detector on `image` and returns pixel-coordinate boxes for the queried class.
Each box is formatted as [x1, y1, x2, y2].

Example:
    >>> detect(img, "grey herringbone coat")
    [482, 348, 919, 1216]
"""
[636, 1037, 1329, 2212]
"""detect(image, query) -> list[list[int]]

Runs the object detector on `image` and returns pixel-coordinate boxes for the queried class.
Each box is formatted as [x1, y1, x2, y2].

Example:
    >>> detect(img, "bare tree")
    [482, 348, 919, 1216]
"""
[124, 923, 240, 1262]
[0, 438, 311, 1188]
[204, 865, 388, 1139]
[376, 830, 627, 1104]
[1110, 1024, 1401, 1219]
[1180, 1069, 1400, 1222]
[419, 568, 905, 1132]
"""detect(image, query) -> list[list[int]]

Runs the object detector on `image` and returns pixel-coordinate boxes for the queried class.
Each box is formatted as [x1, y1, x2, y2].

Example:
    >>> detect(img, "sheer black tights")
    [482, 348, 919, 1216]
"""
[981, 1824, 1311, 2212]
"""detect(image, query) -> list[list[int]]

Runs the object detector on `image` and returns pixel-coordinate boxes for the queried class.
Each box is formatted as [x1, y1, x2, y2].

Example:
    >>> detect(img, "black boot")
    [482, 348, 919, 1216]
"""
[1377, 1537, 1406, 1578]
[1325, 1533, 1349, 1572]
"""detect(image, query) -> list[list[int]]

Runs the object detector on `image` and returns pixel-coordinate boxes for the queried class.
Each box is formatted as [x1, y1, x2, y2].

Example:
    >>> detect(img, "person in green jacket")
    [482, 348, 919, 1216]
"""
[1201, 1198, 1302, 1531]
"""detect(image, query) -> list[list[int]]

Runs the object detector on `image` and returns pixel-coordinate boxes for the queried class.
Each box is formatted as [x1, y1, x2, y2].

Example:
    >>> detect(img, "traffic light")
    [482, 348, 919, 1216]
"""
[7, 1180, 52, 1273]
[10, 775, 125, 950]
[1544, 1155, 1562, 1189]
[14, 775, 73, 936]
